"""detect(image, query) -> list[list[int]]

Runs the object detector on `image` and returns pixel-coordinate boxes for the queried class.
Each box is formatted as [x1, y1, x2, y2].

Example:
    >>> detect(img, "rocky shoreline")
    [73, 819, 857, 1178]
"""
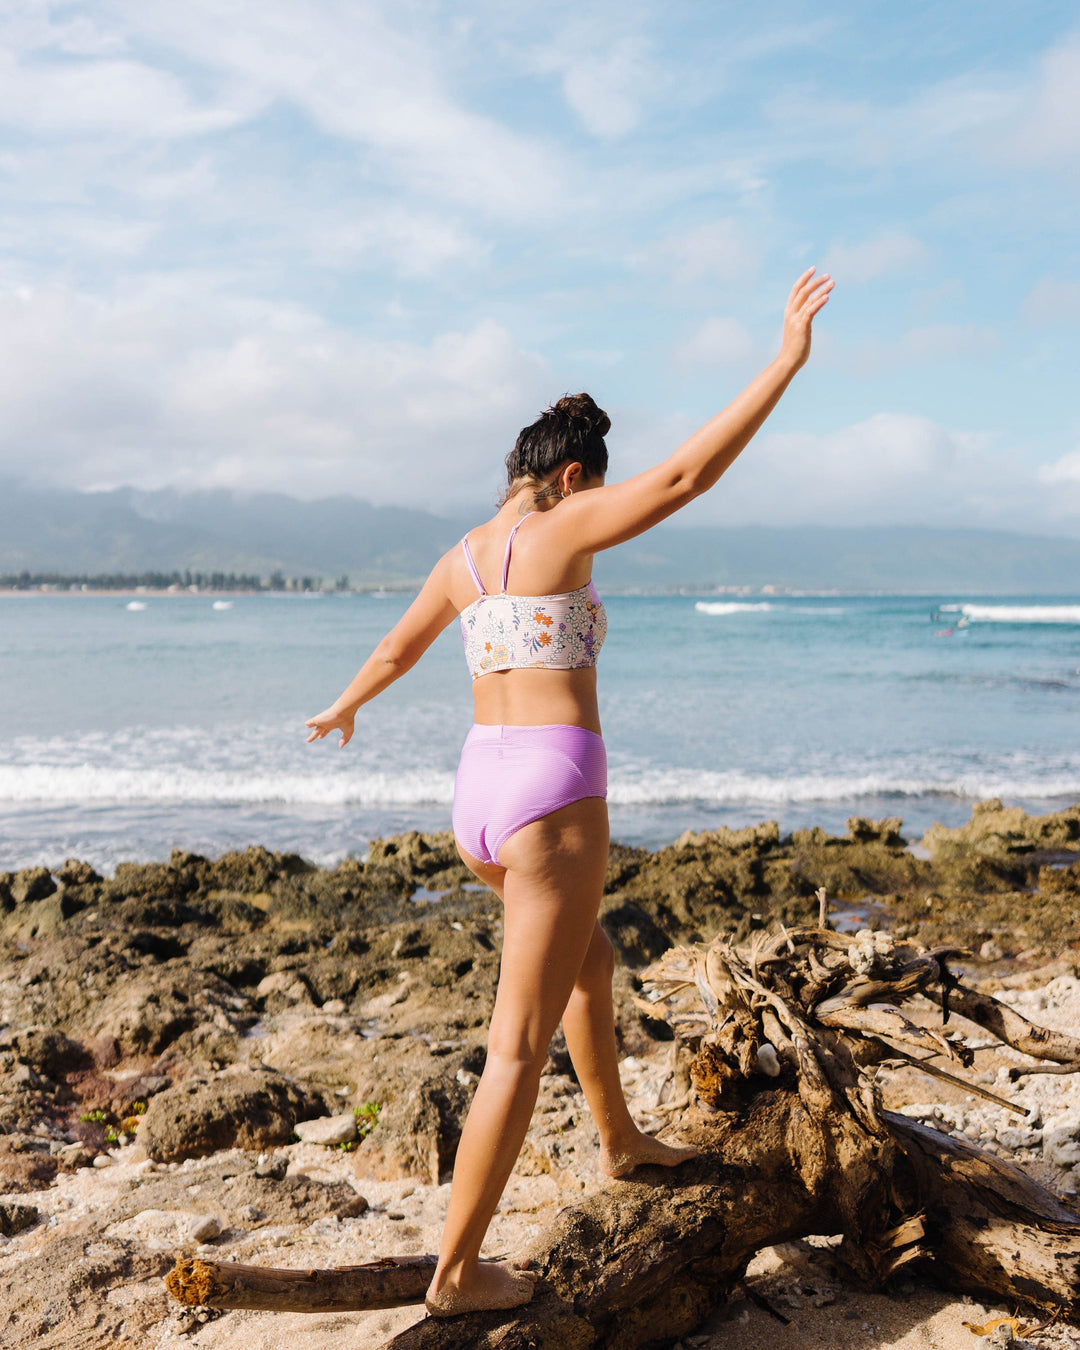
[2, 799, 1079, 1348]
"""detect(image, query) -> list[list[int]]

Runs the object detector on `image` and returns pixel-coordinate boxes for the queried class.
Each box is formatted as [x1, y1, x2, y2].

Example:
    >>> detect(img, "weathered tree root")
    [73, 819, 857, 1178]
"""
[164, 918, 1080, 1349]
[376, 1095, 1080, 1349]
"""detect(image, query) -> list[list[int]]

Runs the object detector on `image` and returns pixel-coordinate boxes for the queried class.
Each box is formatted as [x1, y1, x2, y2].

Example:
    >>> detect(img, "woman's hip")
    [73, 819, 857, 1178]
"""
[452, 723, 607, 867]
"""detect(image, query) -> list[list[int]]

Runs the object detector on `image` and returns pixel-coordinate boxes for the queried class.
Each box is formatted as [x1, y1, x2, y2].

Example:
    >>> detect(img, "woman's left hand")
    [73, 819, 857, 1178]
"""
[779, 266, 834, 371]
[305, 706, 356, 747]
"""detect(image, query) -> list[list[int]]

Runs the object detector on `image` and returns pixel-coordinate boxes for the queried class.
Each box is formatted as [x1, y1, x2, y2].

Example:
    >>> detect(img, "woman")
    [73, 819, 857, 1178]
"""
[305, 266, 833, 1316]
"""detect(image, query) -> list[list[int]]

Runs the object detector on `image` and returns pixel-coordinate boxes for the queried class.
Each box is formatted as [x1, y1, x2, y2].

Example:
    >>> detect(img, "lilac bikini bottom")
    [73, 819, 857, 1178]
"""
[452, 723, 608, 867]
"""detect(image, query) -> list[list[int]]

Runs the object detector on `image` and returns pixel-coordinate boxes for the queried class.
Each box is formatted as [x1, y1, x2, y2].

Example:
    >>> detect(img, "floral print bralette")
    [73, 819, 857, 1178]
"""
[460, 580, 607, 680]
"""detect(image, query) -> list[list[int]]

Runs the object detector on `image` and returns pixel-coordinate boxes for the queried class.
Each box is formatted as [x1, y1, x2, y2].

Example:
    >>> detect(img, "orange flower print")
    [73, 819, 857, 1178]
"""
[538, 631, 552, 647]
[534, 611, 554, 626]
[484, 642, 492, 652]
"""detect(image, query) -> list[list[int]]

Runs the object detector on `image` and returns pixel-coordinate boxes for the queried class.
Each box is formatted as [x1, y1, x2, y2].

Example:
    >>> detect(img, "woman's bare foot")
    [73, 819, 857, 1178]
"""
[425, 1260, 539, 1317]
[599, 1131, 701, 1179]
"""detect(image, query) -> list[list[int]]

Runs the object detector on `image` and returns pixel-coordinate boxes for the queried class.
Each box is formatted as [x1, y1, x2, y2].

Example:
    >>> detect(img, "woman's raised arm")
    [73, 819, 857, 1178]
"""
[553, 267, 833, 554]
[305, 553, 459, 747]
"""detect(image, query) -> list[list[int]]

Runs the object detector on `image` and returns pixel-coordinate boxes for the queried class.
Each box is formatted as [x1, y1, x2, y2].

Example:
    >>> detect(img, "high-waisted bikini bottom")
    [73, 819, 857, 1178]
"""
[452, 723, 607, 867]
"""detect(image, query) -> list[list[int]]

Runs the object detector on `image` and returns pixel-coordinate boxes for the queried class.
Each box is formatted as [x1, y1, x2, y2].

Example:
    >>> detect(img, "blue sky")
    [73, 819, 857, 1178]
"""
[1, 1, 1079, 533]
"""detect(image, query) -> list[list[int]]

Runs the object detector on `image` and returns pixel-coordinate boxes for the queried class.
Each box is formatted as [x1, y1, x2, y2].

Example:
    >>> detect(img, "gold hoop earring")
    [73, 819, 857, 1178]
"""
[561, 487, 573, 499]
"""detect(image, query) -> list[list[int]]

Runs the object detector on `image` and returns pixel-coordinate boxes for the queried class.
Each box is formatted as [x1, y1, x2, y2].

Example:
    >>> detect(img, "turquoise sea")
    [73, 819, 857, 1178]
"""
[1, 592, 1078, 872]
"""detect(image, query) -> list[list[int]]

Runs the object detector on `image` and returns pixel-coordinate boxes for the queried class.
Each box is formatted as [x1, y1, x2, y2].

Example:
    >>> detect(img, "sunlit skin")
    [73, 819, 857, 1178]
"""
[305, 268, 833, 1315]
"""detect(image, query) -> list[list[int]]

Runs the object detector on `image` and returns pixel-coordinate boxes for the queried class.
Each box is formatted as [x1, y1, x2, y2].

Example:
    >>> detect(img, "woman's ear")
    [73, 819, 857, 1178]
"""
[562, 461, 584, 493]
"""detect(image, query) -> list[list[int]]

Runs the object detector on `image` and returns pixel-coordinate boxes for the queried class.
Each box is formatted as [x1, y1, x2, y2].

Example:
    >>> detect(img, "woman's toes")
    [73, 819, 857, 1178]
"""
[600, 1134, 702, 1177]
[424, 1260, 540, 1317]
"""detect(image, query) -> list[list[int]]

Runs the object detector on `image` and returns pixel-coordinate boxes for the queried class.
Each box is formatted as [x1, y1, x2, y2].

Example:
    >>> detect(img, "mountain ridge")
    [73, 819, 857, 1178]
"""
[2, 479, 1078, 593]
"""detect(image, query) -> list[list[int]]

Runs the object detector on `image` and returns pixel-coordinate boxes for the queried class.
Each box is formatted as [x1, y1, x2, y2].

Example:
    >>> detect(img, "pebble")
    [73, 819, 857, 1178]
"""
[187, 1214, 221, 1242]
[293, 1113, 358, 1146]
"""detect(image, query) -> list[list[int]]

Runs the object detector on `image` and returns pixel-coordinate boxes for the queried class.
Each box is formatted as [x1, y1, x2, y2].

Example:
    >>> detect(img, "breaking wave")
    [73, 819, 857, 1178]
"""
[695, 601, 773, 615]
[939, 604, 1080, 624]
[3, 764, 1079, 808]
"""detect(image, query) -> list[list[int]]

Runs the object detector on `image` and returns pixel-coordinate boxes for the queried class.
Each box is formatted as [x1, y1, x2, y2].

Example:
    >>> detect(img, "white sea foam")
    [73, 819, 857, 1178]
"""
[942, 604, 1080, 624]
[0, 765, 456, 806]
[607, 769, 1080, 805]
[3, 763, 1079, 808]
[125, 600, 147, 611]
[211, 600, 233, 611]
[693, 601, 847, 617]
[695, 601, 773, 615]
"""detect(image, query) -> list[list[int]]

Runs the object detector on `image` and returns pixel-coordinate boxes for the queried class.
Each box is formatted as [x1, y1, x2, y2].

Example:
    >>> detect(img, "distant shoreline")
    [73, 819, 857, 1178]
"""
[5, 585, 1080, 600]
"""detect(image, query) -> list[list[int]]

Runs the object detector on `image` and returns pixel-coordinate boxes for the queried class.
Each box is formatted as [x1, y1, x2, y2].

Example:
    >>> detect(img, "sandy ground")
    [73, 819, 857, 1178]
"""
[3, 970, 1079, 1349]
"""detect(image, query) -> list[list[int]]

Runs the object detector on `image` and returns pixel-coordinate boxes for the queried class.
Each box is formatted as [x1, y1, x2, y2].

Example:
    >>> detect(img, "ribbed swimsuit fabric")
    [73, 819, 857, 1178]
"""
[459, 514, 607, 680]
[451, 513, 609, 866]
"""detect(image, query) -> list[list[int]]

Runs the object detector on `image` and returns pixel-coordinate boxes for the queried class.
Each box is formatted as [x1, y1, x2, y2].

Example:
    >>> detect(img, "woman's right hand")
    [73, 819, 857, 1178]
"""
[779, 266, 834, 371]
[305, 706, 356, 748]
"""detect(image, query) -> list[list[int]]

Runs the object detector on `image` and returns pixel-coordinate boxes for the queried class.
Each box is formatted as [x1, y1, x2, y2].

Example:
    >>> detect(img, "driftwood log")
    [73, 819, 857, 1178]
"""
[166, 905, 1080, 1348]
[165, 1255, 438, 1312]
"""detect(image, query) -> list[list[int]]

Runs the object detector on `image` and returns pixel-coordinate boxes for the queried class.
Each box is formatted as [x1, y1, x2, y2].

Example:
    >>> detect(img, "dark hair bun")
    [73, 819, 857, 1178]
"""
[551, 393, 611, 439]
[504, 391, 610, 495]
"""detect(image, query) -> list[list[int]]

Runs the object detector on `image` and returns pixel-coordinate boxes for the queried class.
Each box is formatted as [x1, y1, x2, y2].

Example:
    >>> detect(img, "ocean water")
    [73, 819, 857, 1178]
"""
[1, 592, 1078, 872]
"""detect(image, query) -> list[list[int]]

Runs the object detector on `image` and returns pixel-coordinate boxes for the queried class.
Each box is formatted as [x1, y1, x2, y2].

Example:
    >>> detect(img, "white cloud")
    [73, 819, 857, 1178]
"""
[0, 282, 553, 507]
[1037, 448, 1080, 485]
[824, 230, 929, 284]
[662, 219, 760, 284]
[1022, 277, 1080, 324]
[758, 33, 1080, 178]
[686, 411, 1041, 529]
[675, 316, 757, 367]
[308, 209, 485, 277]
[897, 324, 999, 360]
[825, 322, 1001, 377]
[0, 44, 252, 139]
[556, 38, 650, 139]
[1033, 447, 1080, 528]
[992, 39, 1080, 165]
[107, 1, 569, 221]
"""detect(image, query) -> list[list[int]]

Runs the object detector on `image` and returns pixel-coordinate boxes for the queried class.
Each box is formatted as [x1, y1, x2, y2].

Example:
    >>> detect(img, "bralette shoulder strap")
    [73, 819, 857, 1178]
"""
[460, 535, 486, 595]
[501, 512, 536, 592]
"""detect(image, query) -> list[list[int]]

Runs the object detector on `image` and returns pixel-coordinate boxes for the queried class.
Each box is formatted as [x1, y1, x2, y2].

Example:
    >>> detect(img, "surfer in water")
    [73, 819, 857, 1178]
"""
[305, 266, 833, 1316]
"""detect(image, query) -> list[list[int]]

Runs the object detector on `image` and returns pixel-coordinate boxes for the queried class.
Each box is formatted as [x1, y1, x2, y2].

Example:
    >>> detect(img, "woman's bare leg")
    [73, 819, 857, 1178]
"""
[426, 797, 610, 1315]
[561, 923, 700, 1177]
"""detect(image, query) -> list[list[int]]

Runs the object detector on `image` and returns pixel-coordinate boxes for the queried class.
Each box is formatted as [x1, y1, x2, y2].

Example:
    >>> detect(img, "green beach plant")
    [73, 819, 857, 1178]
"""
[353, 1101, 381, 1139]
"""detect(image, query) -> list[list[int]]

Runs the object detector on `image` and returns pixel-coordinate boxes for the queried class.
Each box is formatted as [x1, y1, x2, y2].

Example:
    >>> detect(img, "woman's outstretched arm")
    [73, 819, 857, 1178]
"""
[555, 267, 833, 553]
[305, 553, 458, 747]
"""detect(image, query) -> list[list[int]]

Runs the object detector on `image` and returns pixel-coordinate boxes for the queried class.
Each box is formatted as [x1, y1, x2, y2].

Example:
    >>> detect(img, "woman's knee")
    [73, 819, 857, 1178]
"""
[485, 1025, 552, 1075]
[575, 925, 615, 991]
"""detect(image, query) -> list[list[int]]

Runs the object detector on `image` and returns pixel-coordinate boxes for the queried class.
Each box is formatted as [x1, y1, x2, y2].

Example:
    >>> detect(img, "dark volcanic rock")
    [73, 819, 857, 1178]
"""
[0, 1201, 39, 1236]
[355, 1065, 478, 1185]
[923, 797, 1080, 860]
[0, 1135, 59, 1191]
[602, 818, 817, 953]
[137, 1069, 330, 1162]
[55, 859, 102, 886]
[0, 1026, 91, 1077]
[81, 966, 248, 1057]
[10, 866, 57, 904]
[2, 805, 1079, 1178]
